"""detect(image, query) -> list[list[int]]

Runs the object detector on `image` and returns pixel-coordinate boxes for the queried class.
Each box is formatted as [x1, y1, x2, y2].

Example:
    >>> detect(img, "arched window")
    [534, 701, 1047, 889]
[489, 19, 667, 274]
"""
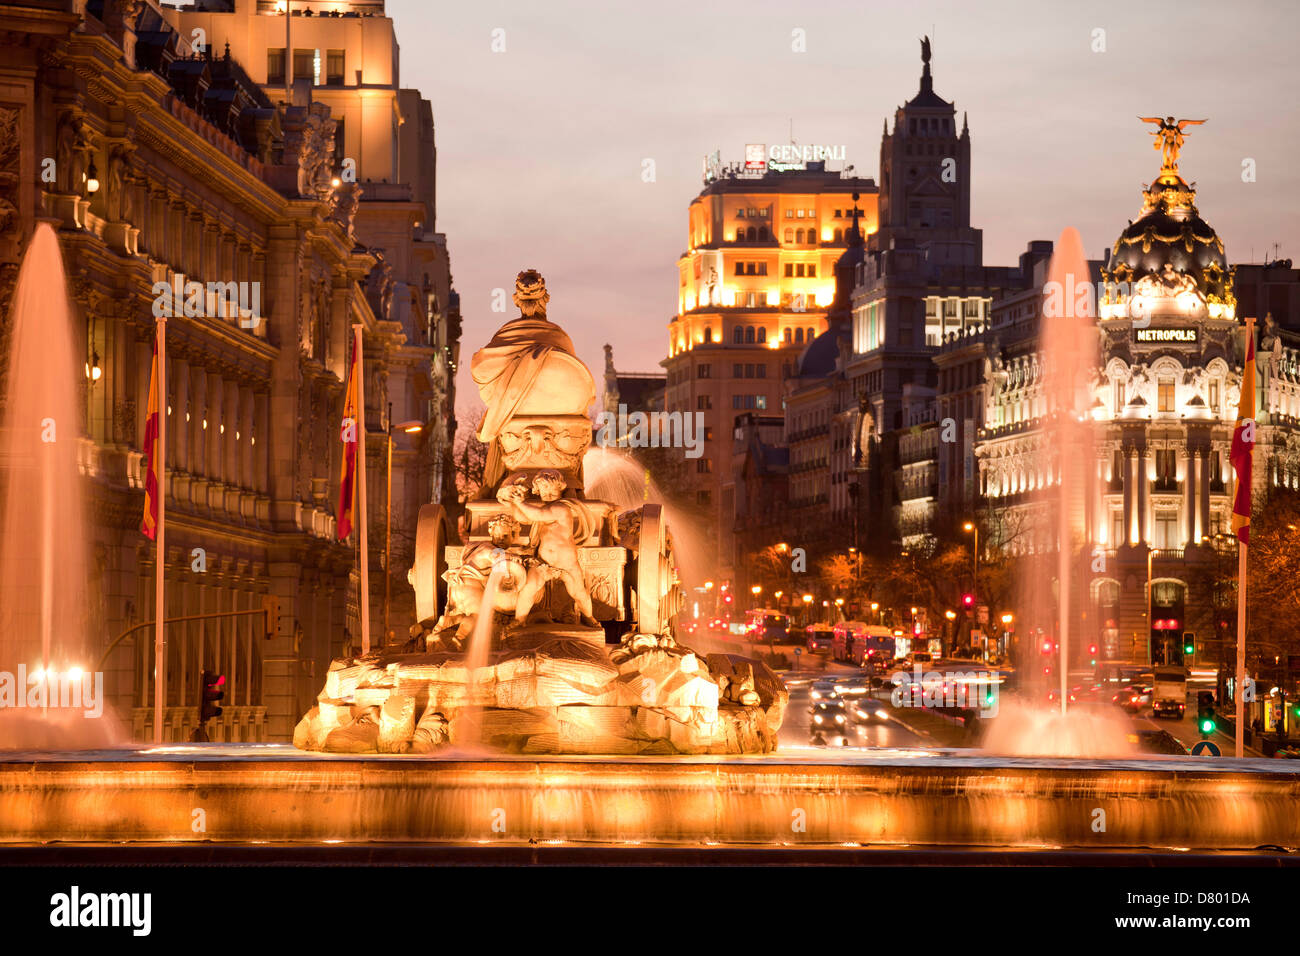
[704, 327, 714, 343]
[784, 228, 793, 243]
[784, 327, 792, 342]
[733, 326, 744, 344]
[807, 327, 815, 341]
[834, 228, 843, 241]
[795, 328, 804, 344]
[795, 228, 805, 244]
[757, 327, 767, 343]
[745, 326, 756, 343]
[746, 226, 757, 241]
[758, 226, 769, 241]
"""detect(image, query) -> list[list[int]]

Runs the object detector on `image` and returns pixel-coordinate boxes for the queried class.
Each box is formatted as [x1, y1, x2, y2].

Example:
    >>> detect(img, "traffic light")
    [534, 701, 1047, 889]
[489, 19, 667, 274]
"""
[1088, 643, 1098, 667]
[1182, 631, 1196, 658]
[1196, 690, 1216, 737]
[262, 593, 281, 640]
[200, 670, 225, 722]
[962, 594, 974, 610]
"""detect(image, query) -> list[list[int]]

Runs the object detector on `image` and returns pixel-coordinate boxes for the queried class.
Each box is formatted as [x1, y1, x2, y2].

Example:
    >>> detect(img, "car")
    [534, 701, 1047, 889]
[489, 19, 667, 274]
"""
[849, 700, 888, 723]
[808, 680, 838, 703]
[1130, 729, 1189, 756]
[810, 701, 848, 732]
[1111, 685, 1144, 714]
[831, 676, 870, 698]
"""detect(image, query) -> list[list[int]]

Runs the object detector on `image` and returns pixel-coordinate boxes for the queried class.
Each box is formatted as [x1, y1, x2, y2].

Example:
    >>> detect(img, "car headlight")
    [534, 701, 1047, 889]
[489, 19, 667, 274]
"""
[814, 715, 823, 724]
[835, 715, 845, 724]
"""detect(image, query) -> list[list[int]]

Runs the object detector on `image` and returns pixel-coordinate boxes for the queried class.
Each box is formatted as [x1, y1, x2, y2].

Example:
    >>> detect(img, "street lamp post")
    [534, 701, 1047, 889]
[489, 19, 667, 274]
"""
[1149, 546, 1159, 665]
[963, 521, 979, 600]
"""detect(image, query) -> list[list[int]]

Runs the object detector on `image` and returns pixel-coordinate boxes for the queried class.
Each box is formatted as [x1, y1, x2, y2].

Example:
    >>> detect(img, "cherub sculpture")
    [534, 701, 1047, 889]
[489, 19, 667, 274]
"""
[433, 512, 527, 647]
[497, 469, 598, 627]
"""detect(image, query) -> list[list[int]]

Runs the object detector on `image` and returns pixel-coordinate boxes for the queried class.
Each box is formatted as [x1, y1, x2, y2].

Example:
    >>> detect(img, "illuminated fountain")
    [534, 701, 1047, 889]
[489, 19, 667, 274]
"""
[0, 222, 120, 749]
[294, 270, 788, 754]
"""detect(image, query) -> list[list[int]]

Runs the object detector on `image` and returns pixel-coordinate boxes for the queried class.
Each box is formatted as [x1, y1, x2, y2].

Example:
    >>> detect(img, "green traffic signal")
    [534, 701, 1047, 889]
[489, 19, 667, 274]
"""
[1199, 718, 1215, 735]
[1183, 643, 1195, 655]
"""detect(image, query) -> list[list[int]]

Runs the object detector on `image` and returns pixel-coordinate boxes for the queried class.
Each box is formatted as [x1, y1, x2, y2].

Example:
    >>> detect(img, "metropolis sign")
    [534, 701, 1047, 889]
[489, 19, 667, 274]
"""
[1135, 327, 1198, 343]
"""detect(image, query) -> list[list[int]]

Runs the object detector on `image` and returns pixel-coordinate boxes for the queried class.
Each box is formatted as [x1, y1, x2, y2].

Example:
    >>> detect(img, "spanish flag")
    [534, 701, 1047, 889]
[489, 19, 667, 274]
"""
[337, 336, 360, 540]
[1230, 318, 1256, 544]
[141, 333, 161, 540]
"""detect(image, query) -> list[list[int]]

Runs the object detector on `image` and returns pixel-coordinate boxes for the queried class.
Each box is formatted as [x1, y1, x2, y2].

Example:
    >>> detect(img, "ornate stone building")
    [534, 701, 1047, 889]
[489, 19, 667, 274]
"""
[977, 124, 1297, 667]
[0, 0, 458, 741]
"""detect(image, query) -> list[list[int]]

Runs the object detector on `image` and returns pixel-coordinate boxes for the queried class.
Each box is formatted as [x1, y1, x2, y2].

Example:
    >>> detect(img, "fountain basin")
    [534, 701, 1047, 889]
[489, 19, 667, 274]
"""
[0, 747, 1297, 851]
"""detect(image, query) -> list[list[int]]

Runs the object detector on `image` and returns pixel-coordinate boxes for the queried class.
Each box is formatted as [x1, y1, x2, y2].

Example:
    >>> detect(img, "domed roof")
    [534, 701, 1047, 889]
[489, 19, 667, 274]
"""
[1105, 169, 1233, 307]
[797, 319, 848, 377]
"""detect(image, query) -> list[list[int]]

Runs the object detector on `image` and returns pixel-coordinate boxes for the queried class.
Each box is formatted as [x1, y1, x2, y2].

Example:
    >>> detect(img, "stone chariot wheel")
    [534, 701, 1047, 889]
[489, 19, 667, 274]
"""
[412, 503, 452, 627]
[633, 504, 681, 636]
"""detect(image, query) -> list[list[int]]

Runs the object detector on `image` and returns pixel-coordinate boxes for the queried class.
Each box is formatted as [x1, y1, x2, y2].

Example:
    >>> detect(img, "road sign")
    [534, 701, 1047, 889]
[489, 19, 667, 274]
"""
[977, 605, 989, 624]
[1190, 740, 1221, 757]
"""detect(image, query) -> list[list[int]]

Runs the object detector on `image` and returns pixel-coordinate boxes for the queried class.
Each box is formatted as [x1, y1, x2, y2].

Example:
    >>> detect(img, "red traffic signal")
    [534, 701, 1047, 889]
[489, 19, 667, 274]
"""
[962, 594, 974, 608]
[200, 669, 225, 723]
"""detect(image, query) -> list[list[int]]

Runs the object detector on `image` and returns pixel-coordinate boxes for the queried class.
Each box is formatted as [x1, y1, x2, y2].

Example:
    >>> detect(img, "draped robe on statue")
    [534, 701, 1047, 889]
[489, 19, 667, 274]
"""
[471, 317, 595, 442]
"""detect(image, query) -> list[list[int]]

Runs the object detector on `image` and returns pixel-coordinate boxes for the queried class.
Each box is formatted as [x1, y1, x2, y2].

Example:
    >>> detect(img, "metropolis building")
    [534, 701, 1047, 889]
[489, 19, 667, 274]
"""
[976, 128, 1300, 666]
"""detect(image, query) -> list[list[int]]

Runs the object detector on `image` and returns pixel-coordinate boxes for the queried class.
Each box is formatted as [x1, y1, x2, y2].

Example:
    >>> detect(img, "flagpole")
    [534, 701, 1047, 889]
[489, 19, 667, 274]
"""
[153, 315, 167, 744]
[1235, 540, 1246, 758]
[353, 324, 371, 655]
[1233, 315, 1255, 760]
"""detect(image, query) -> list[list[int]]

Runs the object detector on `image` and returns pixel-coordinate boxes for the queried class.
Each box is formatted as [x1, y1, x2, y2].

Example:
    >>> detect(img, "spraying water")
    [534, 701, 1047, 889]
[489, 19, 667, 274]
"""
[453, 563, 506, 749]
[0, 223, 120, 748]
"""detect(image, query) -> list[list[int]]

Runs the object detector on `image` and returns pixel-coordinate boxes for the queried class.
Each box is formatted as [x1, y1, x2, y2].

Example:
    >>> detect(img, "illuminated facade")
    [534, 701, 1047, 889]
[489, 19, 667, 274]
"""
[165, 0, 461, 648]
[663, 162, 877, 581]
[977, 132, 1300, 665]
[0, 0, 458, 740]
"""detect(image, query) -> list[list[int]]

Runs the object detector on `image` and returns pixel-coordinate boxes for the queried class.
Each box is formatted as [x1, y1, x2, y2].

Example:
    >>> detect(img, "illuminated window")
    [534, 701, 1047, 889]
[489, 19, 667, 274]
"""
[737, 208, 746, 219]
[1209, 379, 1219, 411]
[1114, 379, 1124, 411]
[757, 395, 768, 409]
[697, 395, 711, 410]
[784, 262, 793, 276]
[796, 209, 805, 218]
[784, 229, 793, 243]
[807, 265, 816, 278]
[1158, 378, 1175, 412]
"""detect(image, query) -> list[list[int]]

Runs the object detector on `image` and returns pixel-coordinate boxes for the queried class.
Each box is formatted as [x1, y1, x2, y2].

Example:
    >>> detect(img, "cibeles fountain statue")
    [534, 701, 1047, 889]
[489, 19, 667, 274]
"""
[294, 270, 788, 755]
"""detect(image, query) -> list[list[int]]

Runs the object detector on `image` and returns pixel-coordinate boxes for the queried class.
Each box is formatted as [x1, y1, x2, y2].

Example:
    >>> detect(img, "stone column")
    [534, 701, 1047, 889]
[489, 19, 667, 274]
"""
[206, 372, 224, 487]
[1183, 448, 1194, 547]
[1124, 446, 1137, 545]
[1201, 447, 1213, 536]
[173, 359, 190, 473]
[1137, 444, 1149, 545]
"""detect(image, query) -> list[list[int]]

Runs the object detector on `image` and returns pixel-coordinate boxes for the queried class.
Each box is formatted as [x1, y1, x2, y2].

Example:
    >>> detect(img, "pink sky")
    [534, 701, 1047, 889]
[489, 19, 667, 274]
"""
[391, 0, 1300, 410]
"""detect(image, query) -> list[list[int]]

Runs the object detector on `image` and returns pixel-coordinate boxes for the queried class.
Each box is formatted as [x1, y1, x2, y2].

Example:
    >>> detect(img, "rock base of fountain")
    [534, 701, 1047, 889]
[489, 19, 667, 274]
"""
[294, 630, 788, 755]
